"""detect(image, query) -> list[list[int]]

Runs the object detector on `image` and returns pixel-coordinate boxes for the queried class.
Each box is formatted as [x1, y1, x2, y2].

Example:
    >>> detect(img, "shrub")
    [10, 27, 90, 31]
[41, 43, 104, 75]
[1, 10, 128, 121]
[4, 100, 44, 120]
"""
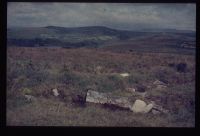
[176, 63, 187, 73]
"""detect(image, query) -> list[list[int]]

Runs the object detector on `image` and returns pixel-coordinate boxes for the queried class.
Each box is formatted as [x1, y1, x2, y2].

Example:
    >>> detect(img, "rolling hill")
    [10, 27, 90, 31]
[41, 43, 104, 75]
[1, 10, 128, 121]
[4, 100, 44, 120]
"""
[7, 26, 196, 54]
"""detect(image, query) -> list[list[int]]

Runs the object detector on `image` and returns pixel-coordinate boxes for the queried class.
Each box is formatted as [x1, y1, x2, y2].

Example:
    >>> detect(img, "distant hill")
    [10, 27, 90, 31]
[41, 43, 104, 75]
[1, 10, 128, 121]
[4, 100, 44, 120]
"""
[7, 26, 196, 54]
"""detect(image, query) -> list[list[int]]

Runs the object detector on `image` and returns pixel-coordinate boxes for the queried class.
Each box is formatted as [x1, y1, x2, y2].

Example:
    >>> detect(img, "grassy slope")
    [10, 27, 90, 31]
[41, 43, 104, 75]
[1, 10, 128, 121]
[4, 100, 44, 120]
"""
[7, 47, 195, 126]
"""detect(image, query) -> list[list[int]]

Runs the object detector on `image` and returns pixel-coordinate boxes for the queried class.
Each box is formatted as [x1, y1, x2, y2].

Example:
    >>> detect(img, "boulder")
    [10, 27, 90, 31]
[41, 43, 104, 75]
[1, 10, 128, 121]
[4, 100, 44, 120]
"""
[52, 88, 59, 97]
[131, 99, 147, 113]
[131, 99, 153, 113]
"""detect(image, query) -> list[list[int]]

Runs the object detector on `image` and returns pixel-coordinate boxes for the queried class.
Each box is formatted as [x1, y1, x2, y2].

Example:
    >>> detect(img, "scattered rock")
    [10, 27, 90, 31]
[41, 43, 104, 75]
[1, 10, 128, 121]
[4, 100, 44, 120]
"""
[120, 73, 129, 77]
[52, 88, 59, 97]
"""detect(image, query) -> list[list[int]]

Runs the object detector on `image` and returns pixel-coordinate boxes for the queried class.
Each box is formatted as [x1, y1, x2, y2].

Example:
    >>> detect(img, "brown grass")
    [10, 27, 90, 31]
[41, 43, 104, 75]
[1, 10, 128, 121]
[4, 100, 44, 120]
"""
[7, 47, 195, 127]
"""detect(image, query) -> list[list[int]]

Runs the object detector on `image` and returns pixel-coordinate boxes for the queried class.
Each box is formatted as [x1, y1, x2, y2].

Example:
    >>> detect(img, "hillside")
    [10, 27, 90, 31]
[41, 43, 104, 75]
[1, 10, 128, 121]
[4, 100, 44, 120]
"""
[7, 26, 196, 54]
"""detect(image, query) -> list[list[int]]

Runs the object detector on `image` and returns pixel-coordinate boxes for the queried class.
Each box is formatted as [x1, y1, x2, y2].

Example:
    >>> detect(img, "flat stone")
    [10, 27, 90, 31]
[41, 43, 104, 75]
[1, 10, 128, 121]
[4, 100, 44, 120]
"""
[86, 90, 132, 109]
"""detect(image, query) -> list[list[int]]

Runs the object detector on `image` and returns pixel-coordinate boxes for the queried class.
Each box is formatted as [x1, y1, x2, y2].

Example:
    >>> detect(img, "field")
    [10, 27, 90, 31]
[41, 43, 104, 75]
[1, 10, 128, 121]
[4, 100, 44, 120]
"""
[7, 47, 195, 127]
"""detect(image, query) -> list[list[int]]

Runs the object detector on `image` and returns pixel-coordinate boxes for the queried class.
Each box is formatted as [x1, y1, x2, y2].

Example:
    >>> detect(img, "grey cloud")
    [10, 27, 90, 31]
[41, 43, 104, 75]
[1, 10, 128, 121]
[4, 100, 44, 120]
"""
[7, 3, 196, 30]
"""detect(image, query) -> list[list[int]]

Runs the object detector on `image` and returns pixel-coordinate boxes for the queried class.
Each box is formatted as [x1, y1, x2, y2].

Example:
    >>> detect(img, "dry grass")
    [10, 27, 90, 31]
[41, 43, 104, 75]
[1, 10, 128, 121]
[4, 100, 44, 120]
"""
[7, 47, 195, 127]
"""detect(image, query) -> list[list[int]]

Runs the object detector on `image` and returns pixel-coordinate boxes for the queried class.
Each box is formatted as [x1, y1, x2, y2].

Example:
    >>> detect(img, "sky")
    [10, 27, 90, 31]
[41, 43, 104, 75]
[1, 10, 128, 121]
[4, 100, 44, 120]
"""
[7, 3, 196, 31]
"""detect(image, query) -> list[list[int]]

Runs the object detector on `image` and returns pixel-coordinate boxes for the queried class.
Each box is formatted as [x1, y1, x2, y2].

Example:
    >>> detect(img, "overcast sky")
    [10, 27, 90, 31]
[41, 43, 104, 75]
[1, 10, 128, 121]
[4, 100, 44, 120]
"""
[7, 3, 196, 31]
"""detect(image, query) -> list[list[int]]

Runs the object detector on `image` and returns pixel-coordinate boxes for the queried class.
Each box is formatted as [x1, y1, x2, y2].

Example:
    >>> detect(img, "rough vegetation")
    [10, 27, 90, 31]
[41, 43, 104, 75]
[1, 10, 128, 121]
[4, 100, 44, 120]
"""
[7, 47, 195, 127]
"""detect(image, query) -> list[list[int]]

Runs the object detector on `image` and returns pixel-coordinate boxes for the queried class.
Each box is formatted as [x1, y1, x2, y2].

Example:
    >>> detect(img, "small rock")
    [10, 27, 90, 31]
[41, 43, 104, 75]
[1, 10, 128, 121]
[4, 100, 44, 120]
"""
[120, 73, 129, 77]
[24, 95, 35, 102]
[52, 88, 59, 97]
[131, 99, 147, 113]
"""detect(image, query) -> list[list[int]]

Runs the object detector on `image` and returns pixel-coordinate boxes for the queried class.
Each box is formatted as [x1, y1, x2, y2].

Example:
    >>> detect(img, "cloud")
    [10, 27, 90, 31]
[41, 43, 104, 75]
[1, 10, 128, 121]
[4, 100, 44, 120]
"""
[7, 3, 196, 30]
